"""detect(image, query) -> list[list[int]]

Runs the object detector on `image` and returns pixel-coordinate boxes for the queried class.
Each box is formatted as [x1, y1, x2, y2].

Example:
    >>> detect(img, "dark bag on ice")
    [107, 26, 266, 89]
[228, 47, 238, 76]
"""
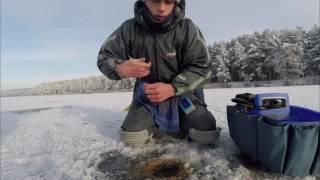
[227, 93, 320, 176]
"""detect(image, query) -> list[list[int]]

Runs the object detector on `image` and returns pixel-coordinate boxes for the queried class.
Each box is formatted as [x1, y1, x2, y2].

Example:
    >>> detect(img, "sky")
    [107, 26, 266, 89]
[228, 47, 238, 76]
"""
[1, 0, 319, 90]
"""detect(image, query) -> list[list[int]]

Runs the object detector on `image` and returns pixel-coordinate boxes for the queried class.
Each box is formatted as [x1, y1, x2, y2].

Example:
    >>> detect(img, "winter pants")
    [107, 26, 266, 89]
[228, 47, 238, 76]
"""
[122, 94, 217, 133]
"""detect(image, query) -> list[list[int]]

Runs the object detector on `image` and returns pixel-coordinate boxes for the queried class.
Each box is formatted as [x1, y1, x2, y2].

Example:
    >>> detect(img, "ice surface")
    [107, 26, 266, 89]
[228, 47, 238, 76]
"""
[1, 86, 319, 179]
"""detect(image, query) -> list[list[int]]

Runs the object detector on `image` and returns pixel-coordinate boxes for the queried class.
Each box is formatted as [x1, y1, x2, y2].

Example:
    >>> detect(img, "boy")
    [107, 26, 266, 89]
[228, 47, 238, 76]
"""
[98, 0, 220, 146]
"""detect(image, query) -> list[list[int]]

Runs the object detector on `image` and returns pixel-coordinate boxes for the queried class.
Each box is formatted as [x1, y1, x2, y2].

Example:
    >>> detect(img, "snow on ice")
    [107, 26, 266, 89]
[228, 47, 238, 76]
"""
[1, 85, 319, 179]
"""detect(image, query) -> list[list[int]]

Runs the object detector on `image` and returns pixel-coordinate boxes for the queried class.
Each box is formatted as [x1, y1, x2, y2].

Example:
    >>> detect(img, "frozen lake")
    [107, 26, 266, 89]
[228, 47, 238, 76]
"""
[1, 85, 319, 179]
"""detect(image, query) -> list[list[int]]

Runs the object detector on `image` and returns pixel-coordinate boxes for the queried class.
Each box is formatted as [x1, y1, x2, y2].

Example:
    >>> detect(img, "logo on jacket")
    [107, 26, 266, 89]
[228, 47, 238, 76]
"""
[166, 50, 176, 58]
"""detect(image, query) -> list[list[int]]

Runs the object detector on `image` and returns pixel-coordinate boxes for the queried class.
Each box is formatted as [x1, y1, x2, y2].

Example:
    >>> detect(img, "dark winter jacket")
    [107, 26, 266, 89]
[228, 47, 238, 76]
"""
[97, 0, 211, 96]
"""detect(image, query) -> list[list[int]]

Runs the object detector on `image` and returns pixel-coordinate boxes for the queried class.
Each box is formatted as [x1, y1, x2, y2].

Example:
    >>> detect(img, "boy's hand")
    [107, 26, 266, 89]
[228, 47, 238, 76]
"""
[143, 82, 175, 103]
[117, 58, 151, 78]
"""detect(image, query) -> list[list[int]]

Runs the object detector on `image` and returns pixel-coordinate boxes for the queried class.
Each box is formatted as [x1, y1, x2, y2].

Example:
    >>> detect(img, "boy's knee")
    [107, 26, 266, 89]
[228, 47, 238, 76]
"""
[181, 105, 217, 131]
[122, 117, 154, 132]
[122, 102, 154, 131]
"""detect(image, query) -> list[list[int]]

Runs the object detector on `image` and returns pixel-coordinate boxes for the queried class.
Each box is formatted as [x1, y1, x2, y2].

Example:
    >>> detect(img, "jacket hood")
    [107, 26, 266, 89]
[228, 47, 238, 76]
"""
[134, 0, 185, 32]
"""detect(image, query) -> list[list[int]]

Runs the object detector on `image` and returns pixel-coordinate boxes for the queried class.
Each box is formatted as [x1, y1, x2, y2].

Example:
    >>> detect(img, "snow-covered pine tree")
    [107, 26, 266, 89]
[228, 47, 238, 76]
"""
[246, 32, 266, 81]
[229, 40, 247, 81]
[305, 25, 320, 75]
[260, 29, 282, 80]
[215, 43, 231, 83]
[208, 43, 220, 82]
[276, 43, 305, 80]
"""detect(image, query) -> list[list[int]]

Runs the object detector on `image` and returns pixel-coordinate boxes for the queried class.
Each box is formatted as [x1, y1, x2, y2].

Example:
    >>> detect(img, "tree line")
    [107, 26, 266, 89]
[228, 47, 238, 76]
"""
[209, 25, 319, 83]
[1, 26, 319, 97]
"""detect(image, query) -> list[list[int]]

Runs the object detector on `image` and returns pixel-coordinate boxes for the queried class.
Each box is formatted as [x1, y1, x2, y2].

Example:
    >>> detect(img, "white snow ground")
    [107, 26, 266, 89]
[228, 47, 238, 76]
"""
[1, 85, 319, 179]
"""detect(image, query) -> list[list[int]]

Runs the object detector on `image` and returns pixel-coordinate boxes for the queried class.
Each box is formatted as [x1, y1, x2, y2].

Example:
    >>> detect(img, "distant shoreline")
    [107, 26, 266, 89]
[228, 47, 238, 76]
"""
[1, 76, 319, 97]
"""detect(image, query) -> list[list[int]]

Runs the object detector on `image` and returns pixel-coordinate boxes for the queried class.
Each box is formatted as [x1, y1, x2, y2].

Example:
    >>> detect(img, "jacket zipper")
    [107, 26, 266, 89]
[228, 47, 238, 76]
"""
[154, 34, 160, 82]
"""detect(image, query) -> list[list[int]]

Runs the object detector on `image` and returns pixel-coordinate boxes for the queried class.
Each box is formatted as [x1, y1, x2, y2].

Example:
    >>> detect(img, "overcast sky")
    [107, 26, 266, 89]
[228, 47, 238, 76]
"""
[1, 0, 319, 90]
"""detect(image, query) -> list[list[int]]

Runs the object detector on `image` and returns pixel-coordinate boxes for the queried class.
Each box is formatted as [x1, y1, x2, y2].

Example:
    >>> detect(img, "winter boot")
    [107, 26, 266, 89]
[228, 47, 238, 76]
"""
[119, 129, 152, 147]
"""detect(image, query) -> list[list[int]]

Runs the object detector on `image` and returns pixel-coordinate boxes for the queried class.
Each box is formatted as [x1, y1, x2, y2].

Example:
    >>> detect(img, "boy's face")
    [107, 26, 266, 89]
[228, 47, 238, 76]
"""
[144, 0, 176, 22]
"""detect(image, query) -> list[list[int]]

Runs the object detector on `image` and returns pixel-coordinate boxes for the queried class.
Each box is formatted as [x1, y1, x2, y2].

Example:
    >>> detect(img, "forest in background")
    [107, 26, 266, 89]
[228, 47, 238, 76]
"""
[209, 25, 319, 82]
[2, 26, 319, 97]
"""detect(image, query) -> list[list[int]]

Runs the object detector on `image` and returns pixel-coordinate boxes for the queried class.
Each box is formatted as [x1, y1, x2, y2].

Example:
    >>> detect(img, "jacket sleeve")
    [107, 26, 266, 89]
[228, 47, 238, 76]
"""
[97, 22, 131, 80]
[171, 20, 212, 96]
